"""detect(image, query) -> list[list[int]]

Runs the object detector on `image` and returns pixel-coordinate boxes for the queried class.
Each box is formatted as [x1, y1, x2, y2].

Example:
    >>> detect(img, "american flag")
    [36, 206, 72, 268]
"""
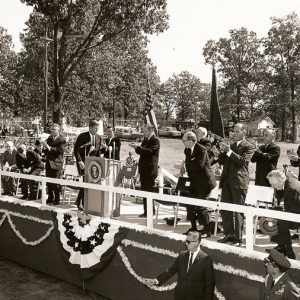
[143, 81, 159, 136]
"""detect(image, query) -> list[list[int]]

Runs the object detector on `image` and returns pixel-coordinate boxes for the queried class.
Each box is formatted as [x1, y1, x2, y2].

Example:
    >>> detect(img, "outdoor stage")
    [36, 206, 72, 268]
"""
[0, 196, 300, 300]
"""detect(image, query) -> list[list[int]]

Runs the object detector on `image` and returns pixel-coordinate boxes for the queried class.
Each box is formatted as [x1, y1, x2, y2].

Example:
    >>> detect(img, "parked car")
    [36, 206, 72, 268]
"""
[114, 126, 144, 141]
[158, 126, 182, 138]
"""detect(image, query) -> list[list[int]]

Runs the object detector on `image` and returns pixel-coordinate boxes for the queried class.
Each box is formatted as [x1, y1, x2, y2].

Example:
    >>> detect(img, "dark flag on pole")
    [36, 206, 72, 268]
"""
[209, 67, 225, 138]
[143, 80, 159, 136]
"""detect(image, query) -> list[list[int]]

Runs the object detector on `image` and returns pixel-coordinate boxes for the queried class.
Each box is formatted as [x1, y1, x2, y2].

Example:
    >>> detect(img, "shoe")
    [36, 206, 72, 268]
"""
[286, 251, 296, 260]
[217, 234, 235, 243]
[183, 228, 197, 235]
[9, 191, 16, 196]
[20, 195, 28, 200]
[231, 239, 242, 246]
[77, 204, 84, 211]
[199, 229, 211, 238]
[2, 192, 10, 196]
[139, 213, 147, 218]
[46, 198, 54, 204]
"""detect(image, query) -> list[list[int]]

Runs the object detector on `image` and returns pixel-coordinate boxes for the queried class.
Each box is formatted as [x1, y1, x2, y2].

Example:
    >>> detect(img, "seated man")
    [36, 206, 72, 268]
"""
[0, 141, 17, 196]
[16, 144, 41, 200]
[266, 170, 300, 259]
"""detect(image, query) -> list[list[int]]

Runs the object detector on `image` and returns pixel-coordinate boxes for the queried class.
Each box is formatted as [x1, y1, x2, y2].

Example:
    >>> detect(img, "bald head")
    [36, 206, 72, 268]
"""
[196, 127, 207, 140]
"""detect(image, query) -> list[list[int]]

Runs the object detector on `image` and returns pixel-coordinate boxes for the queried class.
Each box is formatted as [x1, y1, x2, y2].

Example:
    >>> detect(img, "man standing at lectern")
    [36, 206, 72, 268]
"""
[103, 126, 121, 160]
[74, 120, 103, 210]
[129, 124, 160, 217]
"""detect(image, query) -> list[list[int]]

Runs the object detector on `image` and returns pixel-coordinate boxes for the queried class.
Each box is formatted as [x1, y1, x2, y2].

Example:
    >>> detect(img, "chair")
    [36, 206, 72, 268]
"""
[155, 176, 191, 229]
[244, 185, 274, 243]
[62, 164, 81, 205]
[119, 165, 138, 201]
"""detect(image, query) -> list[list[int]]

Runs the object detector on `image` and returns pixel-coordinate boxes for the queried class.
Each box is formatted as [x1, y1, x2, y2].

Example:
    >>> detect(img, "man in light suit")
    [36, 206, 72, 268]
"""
[129, 124, 160, 217]
[44, 123, 66, 205]
[251, 129, 280, 187]
[103, 126, 121, 160]
[262, 249, 299, 299]
[267, 170, 300, 259]
[74, 120, 103, 209]
[183, 132, 216, 236]
[217, 123, 255, 246]
[146, 231, 215, 300]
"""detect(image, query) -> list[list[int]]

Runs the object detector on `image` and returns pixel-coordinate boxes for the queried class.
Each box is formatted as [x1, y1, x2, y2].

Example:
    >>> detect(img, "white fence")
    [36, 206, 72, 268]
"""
[0, 170, 299, 252]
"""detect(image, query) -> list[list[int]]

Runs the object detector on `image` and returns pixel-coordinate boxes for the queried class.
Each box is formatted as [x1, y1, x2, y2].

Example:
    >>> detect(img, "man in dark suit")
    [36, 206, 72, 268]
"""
[183, 132, 216, 236]
[0, 141, 17, 196]
[146, 231, 215, 300]
[129, 124, 160, 217]
[288, 145, 300, 180]
[217, 123, 255, 246]
[266, 170, 300, 259]
[251, 129, 280, 187]
[73, 120, 103, 209]
[103, 126, 121, 160]
[44, 123, 66, 205]
[263, 249, 299, 299]
[16, 144, 41, 200]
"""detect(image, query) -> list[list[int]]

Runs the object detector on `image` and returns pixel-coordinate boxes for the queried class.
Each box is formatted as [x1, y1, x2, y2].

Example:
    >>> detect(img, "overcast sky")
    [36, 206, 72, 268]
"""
[1, 0, 299, 83]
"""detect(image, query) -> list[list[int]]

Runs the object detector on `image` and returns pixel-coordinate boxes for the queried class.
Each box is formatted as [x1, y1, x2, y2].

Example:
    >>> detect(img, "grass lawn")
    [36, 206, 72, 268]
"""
[120, 139, 299, 179]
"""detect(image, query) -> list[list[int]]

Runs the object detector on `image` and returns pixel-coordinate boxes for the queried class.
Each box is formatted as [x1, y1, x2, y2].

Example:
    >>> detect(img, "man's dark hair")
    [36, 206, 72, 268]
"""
[144, 124, 154, 131]
[89, 120, 99, 127]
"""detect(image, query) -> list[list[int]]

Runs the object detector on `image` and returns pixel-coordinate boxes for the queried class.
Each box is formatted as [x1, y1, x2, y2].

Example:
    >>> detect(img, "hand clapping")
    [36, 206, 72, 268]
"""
[219, 142, 230, 153]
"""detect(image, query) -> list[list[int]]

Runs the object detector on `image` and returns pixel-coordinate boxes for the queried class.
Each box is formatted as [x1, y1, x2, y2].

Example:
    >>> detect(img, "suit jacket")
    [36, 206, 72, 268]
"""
[290, 145, 300, 180]
[156, 249, 215, 300]
[0, 149, 17, 168]
[45, 134, 66, 171]
[73, 131, 103, 175]
[262, 273, 300, 300]
[103, 136, 121, 160]
[283, 175, 300, 214]
[16, 150, 41, 174]
[251, 142, 281, 186]
[185, 142, 216, 196]
[135, 134, 160, 177]
[219, 140, 255, 189]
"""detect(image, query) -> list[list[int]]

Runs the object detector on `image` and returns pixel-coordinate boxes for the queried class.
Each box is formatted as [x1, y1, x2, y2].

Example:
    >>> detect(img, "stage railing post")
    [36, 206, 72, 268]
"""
[158, 167, 164, 194]
[146, 195, 153, 229]
[245, 210, 254, 251]
[41, 178, 47, 206]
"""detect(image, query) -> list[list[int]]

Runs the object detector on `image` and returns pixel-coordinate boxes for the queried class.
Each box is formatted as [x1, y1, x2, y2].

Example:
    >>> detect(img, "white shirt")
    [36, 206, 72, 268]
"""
[90, 133, 96, 146]
[188, 246, 200, 265]
[274, 273, 285, 285]
[190, 144, 196, 155]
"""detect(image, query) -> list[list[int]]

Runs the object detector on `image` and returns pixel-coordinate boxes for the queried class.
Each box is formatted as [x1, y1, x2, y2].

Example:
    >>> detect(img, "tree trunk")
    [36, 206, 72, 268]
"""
[236, 84, 241, 121]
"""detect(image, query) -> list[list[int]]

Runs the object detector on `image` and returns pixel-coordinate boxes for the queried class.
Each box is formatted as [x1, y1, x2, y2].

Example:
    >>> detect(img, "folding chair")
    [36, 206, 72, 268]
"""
[155, 176, 191, 229]
[244, 185, 274, 244]
[62, 164, 81, 205]
[119, 165, 138, 201]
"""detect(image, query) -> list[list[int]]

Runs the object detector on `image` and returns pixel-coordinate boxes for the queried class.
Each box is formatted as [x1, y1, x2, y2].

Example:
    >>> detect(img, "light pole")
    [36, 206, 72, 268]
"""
[108, 83, 116, 128]
[43, 25, 53, 132]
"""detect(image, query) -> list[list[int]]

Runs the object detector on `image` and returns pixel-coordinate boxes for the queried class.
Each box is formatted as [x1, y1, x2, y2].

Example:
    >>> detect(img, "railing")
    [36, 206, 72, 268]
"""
[0, 170, 299, 253]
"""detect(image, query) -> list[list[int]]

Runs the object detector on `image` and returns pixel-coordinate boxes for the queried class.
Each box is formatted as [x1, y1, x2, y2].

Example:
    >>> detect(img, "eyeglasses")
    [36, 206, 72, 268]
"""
[185, 240, 197, 244]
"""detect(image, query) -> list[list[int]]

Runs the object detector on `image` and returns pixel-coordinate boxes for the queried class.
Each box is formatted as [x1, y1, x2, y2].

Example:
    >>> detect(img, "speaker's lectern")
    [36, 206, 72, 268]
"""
[84, 156, 121, 217]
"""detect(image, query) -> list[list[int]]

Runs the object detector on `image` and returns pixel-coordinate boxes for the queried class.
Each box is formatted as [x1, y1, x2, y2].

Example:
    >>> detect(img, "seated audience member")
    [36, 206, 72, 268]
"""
[266, 170, 300, 259]
[145, 231, 215, 300]
[288, 145, 300, 180]
[0, 141, 17, 196]
[263, 249, 299, 299]
[16, 144, 41, 200]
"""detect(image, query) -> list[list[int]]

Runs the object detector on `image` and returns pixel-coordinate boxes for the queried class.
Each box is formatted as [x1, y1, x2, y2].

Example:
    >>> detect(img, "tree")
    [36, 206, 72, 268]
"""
[264, 13, 300, 141]
[0, 27, 18, 113]
[160, 72, 210, 123]
[203, 28, 266, 121]
[20, 0, 169, 124]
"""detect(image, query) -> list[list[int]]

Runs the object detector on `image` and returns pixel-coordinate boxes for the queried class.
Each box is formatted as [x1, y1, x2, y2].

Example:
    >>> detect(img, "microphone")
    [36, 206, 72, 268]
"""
[80, 142, 91, 149]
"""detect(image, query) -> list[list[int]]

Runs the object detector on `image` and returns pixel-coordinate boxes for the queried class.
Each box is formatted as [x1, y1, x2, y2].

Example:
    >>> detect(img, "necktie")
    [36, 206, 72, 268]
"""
[92, 135, 95, 147]
[187, 253, 193, 272]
